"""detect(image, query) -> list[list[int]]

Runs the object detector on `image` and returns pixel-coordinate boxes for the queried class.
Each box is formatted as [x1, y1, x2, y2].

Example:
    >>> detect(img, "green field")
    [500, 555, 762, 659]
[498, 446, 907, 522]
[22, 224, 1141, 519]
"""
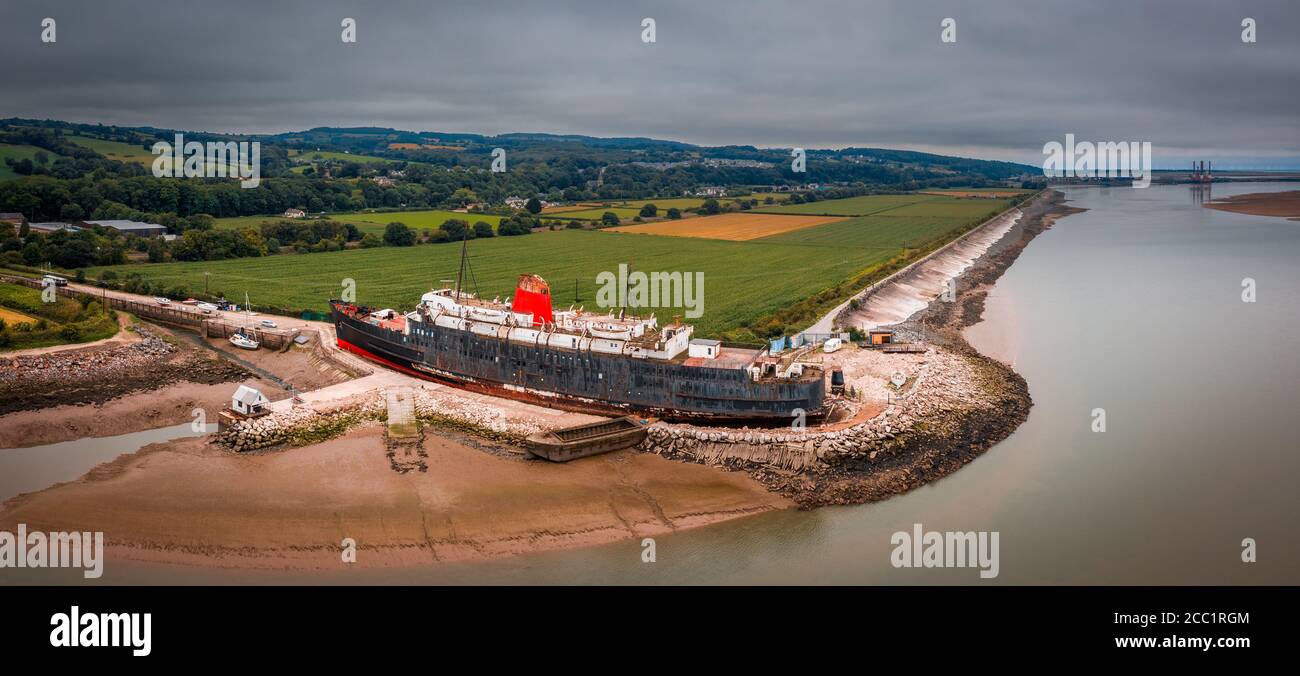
[539, 207, 644, 221]
[214, 210, 506, 236]
[88, 193, 1017, 340]
[547, 196, 789, 218]
[755, 194, 940, 217]
[0, 143, 60, 180]
[65, 135, 155, 163]
[0, 281, 119, 351]
[293, 150, 404, 165]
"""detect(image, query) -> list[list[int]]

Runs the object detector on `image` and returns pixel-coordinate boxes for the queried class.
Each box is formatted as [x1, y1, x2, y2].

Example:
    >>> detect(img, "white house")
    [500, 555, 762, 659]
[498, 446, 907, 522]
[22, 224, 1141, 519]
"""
[282, 208, 306, 219]
[231, 385, 270, 416]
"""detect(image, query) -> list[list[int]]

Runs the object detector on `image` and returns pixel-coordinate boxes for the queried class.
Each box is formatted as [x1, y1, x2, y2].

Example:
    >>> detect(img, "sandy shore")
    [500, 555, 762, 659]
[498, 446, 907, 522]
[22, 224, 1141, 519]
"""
[1204, 189, 1300, 220]
[0, 425, 788, 570]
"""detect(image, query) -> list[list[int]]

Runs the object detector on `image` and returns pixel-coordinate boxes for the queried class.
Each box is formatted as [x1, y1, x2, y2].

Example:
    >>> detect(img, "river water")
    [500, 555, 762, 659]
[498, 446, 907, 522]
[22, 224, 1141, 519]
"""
[0, 423, 213, 504]
[19, 183, 1300, 585]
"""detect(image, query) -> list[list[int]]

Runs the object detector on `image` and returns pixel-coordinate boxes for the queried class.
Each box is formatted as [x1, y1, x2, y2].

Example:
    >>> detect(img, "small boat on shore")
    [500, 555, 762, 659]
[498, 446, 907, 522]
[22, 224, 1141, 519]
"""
[229, 332, 259, 350]
[229, 292, 260, 349]
[525, 416, 651, 462]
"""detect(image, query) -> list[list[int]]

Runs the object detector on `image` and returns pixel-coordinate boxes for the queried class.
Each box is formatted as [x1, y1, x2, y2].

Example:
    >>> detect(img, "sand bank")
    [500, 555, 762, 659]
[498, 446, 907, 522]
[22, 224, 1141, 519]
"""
[1204, 190, 1300, 221]
[0, 425, 787, 571]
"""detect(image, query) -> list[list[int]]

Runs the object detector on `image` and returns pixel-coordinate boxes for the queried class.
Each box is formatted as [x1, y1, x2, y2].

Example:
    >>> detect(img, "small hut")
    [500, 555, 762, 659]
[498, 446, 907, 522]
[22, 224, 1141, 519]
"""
[230, 385, 270, 417]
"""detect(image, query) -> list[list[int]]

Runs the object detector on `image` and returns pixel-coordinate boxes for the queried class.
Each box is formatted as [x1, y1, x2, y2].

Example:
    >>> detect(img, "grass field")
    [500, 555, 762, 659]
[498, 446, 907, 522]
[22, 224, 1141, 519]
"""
[65, 135, 155, 163]
[0, 306, 37, 324]
[214, 210, 506, 236]
[294, 151, 404, 165]
[0, 143, 60, 179]
[0, 281, 119, 351]
[609, 213, 844, 241]
[539, 207, 644, 221]
[755, 194, 938, 217]
[922, 187, 1030, 195]
[88, 191, 1017, 341]
[87, 229, 901, 338]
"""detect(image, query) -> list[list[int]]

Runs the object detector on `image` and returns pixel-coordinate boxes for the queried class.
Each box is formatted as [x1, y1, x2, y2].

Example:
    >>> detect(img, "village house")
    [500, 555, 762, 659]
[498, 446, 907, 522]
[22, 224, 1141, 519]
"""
[282, 208, 307, 218]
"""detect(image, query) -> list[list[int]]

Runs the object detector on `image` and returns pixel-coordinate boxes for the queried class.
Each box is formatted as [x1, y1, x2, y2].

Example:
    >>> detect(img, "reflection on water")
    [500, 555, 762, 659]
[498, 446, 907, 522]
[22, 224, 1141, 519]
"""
[0, 423, 212, 504]
[27, 183, 1300, 585]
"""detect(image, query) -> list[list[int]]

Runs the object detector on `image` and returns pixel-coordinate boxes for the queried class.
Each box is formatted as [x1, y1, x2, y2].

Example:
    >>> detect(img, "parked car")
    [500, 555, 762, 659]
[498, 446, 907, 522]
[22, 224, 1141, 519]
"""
[259, 319, 277, 328]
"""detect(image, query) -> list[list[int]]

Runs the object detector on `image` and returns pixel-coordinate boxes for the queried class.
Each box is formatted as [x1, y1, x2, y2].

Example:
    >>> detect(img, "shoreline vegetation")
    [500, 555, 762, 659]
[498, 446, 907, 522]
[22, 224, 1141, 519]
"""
[0, 191, 1083, 572]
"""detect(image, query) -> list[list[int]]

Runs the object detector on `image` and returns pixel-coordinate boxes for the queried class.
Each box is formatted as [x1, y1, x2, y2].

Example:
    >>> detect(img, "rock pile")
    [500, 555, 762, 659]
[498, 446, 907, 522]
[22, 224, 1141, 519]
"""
[219, 384, 546, 452]
[1, 325, 176, 385]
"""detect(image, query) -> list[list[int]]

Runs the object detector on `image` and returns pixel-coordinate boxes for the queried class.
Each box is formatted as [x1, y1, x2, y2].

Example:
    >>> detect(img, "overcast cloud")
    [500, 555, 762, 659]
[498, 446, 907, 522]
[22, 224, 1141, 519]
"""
[2, 0, 1298, 168]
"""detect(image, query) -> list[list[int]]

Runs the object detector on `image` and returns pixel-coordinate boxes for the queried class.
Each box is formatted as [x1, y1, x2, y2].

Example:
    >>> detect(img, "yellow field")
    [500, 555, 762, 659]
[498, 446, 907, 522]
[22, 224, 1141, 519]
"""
[0, 306, 37, 324]
[609, 213, 845, 241]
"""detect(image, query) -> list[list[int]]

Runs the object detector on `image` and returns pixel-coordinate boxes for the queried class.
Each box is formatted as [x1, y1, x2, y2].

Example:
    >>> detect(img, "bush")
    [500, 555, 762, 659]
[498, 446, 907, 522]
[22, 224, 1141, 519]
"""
[473, 221, 495, 238]
[639, 203, 658, 217]
[439, 219, 471, 241]
[383, 222, 416, 247]
[600, 211, 620, 227]
[666, 208, 682, 219]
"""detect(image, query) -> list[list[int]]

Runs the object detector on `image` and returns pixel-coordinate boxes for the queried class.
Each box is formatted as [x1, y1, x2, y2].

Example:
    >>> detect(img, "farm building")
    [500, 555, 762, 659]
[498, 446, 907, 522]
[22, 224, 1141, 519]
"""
[0, 212, 25, 226]
[82, 219, 168, 237]
[282, 208, 306, 218]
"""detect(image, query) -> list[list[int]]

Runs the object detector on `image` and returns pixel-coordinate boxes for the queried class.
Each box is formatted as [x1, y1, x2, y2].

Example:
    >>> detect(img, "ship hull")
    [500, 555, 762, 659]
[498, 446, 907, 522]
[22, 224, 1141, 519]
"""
[332, 301, 824, 423]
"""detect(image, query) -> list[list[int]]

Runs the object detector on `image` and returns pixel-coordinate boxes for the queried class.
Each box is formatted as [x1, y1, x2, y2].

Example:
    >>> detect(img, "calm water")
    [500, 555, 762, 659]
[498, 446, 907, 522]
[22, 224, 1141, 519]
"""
[21, 183, 1300, 585]
[0, 423, 212, 504]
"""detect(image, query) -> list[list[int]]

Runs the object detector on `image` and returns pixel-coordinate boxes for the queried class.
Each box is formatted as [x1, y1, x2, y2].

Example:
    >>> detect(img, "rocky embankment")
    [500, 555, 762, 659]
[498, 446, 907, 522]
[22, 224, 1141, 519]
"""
[639, 190, 1073, 508]
[0, 324, 250, 415]
[640, 345, 1028, 507]
[219, 386, 547, 452]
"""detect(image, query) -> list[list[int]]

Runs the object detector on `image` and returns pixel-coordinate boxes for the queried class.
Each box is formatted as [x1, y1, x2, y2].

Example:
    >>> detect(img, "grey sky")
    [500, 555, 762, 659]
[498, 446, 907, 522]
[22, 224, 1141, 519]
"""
[3, 0, 1298, 168]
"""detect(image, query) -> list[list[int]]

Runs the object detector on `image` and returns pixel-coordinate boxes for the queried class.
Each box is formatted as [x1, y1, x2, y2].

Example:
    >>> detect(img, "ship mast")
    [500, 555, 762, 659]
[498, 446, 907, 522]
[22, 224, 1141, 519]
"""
[454, 231, 468, 303]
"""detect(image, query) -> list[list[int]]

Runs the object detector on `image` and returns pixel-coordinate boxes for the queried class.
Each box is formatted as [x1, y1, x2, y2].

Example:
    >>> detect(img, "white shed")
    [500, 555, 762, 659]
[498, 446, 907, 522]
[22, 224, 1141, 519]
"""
[688, 339, 721, 359]
[231, 385, 270, 416]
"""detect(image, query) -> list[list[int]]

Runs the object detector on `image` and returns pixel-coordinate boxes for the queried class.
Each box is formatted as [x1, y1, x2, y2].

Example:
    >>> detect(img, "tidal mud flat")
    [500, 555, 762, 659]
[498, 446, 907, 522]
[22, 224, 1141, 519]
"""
[1203, 189, 1300, 220]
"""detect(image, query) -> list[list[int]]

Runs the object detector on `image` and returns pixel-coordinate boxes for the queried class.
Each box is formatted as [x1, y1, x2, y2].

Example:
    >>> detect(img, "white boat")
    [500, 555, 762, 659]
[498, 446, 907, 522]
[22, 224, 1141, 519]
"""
[229, 293, 259, 349]
[229, 332, 259, 350]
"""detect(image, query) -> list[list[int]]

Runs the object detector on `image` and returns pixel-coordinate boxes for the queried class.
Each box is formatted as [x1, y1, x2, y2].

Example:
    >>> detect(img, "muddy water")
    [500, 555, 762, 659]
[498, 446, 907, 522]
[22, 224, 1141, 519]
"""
[0, 423, 213, 504]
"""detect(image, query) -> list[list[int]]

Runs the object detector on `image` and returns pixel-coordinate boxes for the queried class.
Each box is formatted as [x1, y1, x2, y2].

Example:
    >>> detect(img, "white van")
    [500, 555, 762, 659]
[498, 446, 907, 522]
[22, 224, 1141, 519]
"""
[823, 337, 843, 353]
